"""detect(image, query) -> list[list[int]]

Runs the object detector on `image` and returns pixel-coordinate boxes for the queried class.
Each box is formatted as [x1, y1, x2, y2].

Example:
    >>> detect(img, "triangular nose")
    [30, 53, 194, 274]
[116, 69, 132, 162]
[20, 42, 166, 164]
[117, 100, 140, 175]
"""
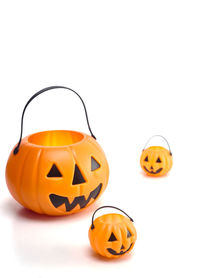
[72, 164, 86, 185]
[121, 244, 125, 250]
[150, 166, 153, 170]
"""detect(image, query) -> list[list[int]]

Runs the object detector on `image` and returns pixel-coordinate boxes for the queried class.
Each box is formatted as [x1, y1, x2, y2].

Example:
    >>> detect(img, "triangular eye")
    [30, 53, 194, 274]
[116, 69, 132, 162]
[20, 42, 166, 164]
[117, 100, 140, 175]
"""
[127, 229, 132, 238]
[108, 232, 117, 242]
[91, 157, 100, 171]
[156, 157, 162, 163]
[47, 164, 62, 178]
[72, 164, 86, 185]
[144, 156, 148, 162]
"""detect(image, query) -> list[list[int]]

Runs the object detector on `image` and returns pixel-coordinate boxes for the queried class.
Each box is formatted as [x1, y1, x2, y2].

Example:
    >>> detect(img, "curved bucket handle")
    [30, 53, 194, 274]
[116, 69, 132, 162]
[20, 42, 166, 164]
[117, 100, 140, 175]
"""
[91, 206, 134, 230]
[142, 135, 172, 155]
[14, 86, 96, 155]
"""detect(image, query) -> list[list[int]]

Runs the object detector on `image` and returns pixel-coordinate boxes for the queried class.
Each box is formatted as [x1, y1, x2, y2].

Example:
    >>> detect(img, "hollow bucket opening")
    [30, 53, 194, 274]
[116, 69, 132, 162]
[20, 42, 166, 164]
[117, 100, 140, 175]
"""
[28, 130, 84, 147]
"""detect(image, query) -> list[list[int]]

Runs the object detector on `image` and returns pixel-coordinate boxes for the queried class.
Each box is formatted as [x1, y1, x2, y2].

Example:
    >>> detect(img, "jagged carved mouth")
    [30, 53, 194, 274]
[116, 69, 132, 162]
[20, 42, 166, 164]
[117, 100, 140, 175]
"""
[107, 243, 133, 256]
[49, 183, 102, 212]
[144, 166, 163, 174]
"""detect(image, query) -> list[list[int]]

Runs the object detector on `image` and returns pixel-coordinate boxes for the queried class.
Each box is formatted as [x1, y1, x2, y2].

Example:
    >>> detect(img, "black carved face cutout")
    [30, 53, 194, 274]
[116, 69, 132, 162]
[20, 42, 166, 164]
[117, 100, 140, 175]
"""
[48, 156, 102, 212]
[47, 164, 62, 177]
[107, 229, 133, 256]
[72, 164, 86, 185]
[108, 232, 117, 242]
[127, 229, 132, 238]
[91, 157, 100, 171]
[156, 157, 162, 163]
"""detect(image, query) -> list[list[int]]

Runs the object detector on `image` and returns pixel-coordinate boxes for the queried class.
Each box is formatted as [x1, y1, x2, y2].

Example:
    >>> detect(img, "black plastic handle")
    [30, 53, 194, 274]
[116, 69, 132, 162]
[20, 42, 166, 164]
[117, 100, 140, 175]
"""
[13, 86, 96, 155]
[142, 135, 172, 155]
[91, 206, 134, 230]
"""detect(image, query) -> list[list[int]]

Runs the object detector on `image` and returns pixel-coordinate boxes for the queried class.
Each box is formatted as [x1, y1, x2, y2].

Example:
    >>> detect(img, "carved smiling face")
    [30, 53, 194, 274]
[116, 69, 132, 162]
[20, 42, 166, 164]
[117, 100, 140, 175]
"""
[49, 157, 103, 213]
[6, 130, 109, 215]
[89, 214, 137, 258]
[140, 146, 173, 177]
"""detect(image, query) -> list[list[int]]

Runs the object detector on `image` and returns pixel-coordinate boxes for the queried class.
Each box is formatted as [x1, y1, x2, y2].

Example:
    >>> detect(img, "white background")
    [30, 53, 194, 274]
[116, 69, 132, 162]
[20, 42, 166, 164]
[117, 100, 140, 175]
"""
[0, 0, 200, 277]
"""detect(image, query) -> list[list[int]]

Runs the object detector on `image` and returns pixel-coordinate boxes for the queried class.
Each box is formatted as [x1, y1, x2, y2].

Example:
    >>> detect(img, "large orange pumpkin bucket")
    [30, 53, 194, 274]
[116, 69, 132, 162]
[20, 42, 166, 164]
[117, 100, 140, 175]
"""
[6, 86, 109, 216]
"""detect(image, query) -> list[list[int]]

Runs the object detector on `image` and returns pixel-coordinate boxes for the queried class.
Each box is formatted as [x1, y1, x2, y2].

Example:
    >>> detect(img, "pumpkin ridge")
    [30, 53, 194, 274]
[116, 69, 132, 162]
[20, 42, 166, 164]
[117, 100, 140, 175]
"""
[10, 144, 28, 206]
[96, 223, 109, 257]
[35, 149, 44, 214]
[19, 147, 32, 210]
[115, 223, 122, 253]
[15, 146, 29, 208]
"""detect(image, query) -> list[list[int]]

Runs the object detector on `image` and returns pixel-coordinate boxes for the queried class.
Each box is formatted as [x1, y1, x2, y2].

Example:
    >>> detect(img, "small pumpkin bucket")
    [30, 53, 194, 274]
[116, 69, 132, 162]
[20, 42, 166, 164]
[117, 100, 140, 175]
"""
[88, 206, 137, 258]
[6, 86, 109, 216]
[140, 135, 173, 177]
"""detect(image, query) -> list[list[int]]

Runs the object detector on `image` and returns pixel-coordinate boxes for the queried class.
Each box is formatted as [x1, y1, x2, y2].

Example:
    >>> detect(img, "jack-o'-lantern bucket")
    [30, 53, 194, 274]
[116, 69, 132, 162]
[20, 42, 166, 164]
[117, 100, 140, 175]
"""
[89, 206, 137, 258]
[6, 86, 109, 216]
[140, 135, 173, 177]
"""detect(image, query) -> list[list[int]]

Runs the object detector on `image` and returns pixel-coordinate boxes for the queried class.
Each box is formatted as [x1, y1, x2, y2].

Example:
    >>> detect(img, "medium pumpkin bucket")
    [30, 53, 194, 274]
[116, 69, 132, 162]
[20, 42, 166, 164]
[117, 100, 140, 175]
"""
[6, 86, 109, 216]
[88, 206, 137, 258]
